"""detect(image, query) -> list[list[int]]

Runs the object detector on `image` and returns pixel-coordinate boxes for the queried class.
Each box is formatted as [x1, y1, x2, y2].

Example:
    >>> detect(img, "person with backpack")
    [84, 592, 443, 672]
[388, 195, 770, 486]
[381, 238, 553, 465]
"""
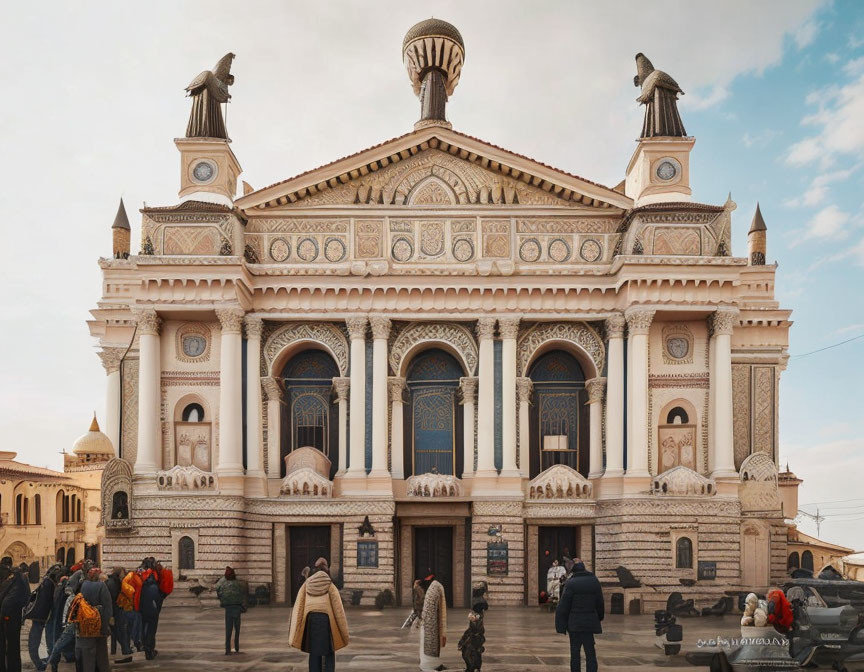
[139, 559, 161, 660]
[72, 567, 112, 672]
[24, 565, 61, 671]
[120, 566, 143, 652]
[106, 567, 133, 663]
[216, 566, 247, 655]
[46, 575, 82, 672]
[0, 564, 31, 672]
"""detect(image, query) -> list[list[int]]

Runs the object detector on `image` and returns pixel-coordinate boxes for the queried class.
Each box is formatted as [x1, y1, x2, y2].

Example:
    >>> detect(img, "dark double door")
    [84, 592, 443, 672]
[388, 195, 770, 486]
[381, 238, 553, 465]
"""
[414, 526, 453, 606]
[290, 525, 331, 603]
[538, 526, 578, 601]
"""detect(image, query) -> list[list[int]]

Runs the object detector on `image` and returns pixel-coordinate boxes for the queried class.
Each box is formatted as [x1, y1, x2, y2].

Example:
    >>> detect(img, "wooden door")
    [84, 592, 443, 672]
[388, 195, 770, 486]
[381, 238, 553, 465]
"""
[414, 526, 453, 606]
[289, 525, 331, 602]
[538, 526, 578, 602]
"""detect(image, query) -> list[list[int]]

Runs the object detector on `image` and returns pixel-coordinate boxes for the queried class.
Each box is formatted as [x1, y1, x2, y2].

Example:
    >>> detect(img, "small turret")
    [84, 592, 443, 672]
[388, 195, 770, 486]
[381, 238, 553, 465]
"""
[748, 203, 767, 265]
[112, 198, 131, 259]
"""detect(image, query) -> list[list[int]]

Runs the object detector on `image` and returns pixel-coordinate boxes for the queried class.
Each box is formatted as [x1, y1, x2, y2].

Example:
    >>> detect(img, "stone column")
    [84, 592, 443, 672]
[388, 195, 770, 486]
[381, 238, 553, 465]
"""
[603, 314, 626, 478]
[710, 307, 739, 478]
[498, 317, 520, 477]
[262, 377, 282, 478]
[625, 308, 655, 478]
[516, 377, 533, 479]
[586, 377, 606, 479]
[369, 317, 392, 479]
[345, 317, 368, 480]
[332, 377, 350, 477]
[98, 347, 125, 456]
[133, 309, 161, 476]
[475, 318, 497, 477]
[244, 317, 266, 494]
[459, 377, 478, 478]
[216, 308, 245, 479]
[389, 377, 406, 479]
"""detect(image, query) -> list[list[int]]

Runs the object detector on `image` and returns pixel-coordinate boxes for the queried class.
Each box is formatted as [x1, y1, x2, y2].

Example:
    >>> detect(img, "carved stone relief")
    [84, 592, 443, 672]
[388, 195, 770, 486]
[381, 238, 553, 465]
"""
[156, 465, 217, 491]
[739, 452, 780, 513]
[355, 220, 383, 258]
[652, 227, 701, 255]
[263, 322, 349, 376]
[389, 322, 478, 375]
[100, 458, 134, 530]
[516, 322, 604, 376]
[732, 364, 751, 470]
[651, 466, 715, 496]
[752, 367, 775, 456]
[481, 220, 511, 258]
[661, 324, 694, 365]
[406, 472, 462, 497]
[528, 465, 592, 499]
[175, 323, 212, 363]
[121, 358, 139, 466]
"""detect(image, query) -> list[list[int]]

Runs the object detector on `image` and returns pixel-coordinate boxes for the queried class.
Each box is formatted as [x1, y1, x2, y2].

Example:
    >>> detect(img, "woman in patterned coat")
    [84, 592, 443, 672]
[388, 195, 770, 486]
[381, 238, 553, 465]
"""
[419, 575, 447, 672]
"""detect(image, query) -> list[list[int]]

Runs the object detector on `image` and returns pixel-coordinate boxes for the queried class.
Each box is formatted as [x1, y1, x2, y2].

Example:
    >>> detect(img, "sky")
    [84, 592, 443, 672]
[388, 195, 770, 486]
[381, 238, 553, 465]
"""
[1, 1, 862, 549]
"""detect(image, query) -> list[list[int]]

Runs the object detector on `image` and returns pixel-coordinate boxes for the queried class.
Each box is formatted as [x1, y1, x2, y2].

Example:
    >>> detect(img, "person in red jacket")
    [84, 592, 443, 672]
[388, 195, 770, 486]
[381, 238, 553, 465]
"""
[121, 569, 143, 651]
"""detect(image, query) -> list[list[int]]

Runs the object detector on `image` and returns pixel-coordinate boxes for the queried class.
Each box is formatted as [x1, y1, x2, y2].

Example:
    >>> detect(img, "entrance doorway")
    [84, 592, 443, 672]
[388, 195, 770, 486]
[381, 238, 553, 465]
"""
[289, 525, 331, 602]
[538, 526, 579, 601]
[414, 526, 453, 606]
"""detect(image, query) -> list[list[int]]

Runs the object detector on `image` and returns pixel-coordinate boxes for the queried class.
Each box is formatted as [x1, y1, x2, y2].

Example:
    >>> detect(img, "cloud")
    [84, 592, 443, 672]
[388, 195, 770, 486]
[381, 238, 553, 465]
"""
[825, 52, 841, 64]
[836, 323, 864, 335]
[783, 165, 858, 207]
[743, 128, 781, 148]
[795, 204, 851, 243]
[844, 56, 864, 76]
[793, 19, 820, 48]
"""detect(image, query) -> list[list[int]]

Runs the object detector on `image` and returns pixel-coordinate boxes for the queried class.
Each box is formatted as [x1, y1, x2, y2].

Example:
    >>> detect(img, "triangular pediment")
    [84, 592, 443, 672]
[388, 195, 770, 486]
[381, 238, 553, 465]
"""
[235, 126, 631, 213]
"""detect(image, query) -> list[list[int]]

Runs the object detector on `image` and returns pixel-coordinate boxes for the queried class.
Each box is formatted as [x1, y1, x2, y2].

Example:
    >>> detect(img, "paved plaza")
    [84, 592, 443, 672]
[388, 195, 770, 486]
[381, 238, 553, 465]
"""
[27, 606, 735, 671]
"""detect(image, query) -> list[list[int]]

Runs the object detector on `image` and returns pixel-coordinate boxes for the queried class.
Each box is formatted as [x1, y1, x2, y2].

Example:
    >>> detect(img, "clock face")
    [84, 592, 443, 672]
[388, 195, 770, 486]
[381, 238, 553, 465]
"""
[192, 161, 215, 183]
[182, 335, 207, 358]
[656, 160, 678, 181]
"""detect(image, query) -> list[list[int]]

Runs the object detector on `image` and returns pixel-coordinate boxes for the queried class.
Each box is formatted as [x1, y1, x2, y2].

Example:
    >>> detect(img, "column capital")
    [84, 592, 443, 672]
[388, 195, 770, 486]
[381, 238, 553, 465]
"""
[388, 376, 406, 403]
[625, 307, 655, 335]
[709, 307, 739, 336]
[244, 316, 264, 339]
[516, 376, 534, 402]
[216, 307, 245, 334]
[261, 376, 283, 401]
[498, 317, 521, 340]
[132, 308, 161, 335]
[476, 317, 496, 340]
[459, 376, 478, 404]
[332, 377, 351, 402]
[369, 316, 392, 340]
[346, 316, 368, 340]
[97, 347, 125, 374]
[585, 377, 607, 404]
[605, 313, 626, 338]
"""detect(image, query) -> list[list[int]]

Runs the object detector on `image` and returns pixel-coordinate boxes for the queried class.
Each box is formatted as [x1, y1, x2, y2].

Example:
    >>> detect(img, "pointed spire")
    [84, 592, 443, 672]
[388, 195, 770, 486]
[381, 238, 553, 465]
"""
[89, 413, 100, 432]
[112, 198, 130, 230]
[749, 202, 767, 234]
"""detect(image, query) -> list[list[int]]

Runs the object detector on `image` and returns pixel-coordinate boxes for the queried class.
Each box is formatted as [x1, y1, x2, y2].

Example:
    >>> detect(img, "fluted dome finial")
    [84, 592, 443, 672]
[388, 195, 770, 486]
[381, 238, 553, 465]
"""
[402, 18, 465, 129]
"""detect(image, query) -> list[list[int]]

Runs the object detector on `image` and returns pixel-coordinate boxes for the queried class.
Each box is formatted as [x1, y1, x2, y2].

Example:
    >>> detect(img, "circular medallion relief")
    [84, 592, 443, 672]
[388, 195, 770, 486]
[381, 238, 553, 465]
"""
[655, 157, 681, 182]
[452, 238, 474, 262]
[182, 334, 207, 358]
[297, 237, 319, 262]
[519, 238, 542, 263]
[666, 337, 690, 360]
[191, 160, 217, 184]
[269, 238, 290, 262]
[324, 237, 347, 263]
[391, 237, 414, 262]
[580, 239, 602, 262]
[548, 238, 571, 263]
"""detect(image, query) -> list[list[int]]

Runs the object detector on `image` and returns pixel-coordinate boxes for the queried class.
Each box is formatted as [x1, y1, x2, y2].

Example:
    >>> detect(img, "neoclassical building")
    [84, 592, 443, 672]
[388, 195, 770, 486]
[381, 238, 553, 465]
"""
[91, 21, 791, 611]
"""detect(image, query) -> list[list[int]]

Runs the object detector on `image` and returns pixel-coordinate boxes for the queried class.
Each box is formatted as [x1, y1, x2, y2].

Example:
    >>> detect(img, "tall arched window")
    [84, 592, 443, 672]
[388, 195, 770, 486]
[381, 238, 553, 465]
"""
[57, 490, 66, 524]
[528, 350, 587, 478]
[802, 550, 814, 572]
[71, 495, 77, 522]
[111, 491, 129, 520]
[788, 552, 800, 569]
[34, 495, 41, 525]
[676, 537, 693, 569]
[15, 494, 22, 526]
[56, 547, 65, 564]
[182, 403, 205, 422]
[178, 536, 195, 570]
[405, 349, 464, 476]
[66, 547, 75, 566]
[76, 499, 82, 523]
[281, 350, 340, 477]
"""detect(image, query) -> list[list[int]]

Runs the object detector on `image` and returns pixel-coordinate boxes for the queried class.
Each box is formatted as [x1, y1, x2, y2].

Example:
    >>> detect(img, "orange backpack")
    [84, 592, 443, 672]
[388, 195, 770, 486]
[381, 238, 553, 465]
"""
[68, 594, 102, 637]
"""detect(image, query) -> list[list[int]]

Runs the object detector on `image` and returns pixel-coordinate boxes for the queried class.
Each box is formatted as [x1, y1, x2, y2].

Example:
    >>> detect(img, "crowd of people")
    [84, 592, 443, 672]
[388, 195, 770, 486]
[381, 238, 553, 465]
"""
[5, 556, 174, 672]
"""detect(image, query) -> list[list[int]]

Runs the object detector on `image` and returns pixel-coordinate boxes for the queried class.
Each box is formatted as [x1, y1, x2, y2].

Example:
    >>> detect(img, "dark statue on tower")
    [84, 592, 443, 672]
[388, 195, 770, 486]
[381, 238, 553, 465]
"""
[634, 53, 686, 138]
[185, 53, 235, 139]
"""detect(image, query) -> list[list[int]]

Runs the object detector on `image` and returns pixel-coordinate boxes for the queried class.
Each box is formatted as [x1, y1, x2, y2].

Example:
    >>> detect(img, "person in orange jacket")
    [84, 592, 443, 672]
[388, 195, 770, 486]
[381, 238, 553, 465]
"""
[121, 568, 143, 651]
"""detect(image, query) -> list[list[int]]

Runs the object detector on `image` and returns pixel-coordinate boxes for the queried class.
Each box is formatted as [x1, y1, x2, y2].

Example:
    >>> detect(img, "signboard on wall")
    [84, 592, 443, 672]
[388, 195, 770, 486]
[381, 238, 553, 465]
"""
[357, 541, 379, 568]
[698, 561, 717, 580]
[487, 541, 508, 576]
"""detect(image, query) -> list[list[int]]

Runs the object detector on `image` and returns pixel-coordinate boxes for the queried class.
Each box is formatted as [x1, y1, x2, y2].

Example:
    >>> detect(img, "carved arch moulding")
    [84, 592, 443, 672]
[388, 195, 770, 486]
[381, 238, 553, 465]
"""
[517, 321, 605, 376]
[263, 322, 349, 377]
[390, 322, 479, 376]
[100, 458, 134, 531]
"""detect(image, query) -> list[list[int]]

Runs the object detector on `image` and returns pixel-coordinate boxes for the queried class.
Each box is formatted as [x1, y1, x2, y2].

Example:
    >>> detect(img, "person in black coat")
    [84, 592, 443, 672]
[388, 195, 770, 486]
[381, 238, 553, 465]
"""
[0, 566, 31, 672]
[26, 566, 60, 671]
[555, 560, 604, 672]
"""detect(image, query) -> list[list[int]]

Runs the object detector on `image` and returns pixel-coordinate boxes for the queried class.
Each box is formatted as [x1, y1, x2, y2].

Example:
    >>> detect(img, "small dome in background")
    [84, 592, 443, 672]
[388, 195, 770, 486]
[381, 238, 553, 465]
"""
[72, 415, 114, 456]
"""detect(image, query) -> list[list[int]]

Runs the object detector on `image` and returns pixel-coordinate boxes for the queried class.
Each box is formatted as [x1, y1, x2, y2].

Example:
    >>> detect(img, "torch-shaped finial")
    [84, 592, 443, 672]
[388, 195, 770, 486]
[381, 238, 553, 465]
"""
[403, 19, 465, 129]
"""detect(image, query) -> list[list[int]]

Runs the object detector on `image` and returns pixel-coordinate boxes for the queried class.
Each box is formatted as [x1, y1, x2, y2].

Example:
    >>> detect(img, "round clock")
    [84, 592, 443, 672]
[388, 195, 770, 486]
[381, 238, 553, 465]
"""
[656, 159, 679, 181]
[192, 160, 216, 183]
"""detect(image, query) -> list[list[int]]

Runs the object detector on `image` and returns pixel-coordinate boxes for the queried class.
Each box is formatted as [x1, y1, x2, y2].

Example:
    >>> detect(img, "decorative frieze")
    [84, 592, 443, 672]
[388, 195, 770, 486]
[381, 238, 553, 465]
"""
[390, 322, 478, 375]
[263, 322, 349, 376]
[528, 465, 592, 499]
[651, 466, 715, 496]
[406, 472, 462, 497]
[155, 465, 217, 491]
[516, 322, 604, 375]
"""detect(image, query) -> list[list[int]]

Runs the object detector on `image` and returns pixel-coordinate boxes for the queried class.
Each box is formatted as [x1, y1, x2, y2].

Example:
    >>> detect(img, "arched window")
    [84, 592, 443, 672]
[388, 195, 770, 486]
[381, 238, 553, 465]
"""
[178, 536, 195, 570]
[802, 550, 814, 572]
[281, 350, 340, 477]
[676, 537, 693, 568]
[405, 349, 464, 476]
[788, 552, 800, 569]
[70, 495, 77, 522]
[528, 350, 588, 478]
[56, 547, 65, 564]
[182, 403, 205, 422]
[66, 547, 75, 566]
[666, 407, 689, 424]
[57, 490, 66, 524]
[15, 494, 22, 525]
[111, 491, 129, 520]
[76, 499, 82, 523]
[34, 495, 41, 525]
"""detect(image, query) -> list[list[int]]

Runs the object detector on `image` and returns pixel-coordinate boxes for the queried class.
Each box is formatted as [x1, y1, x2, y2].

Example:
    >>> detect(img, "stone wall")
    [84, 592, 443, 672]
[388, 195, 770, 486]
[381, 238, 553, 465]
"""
[471, 500, 524, 606]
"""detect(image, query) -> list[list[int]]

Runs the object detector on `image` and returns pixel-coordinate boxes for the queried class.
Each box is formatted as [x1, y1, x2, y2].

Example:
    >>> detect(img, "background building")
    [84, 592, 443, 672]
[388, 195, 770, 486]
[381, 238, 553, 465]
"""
[92, 20, 793, 612]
